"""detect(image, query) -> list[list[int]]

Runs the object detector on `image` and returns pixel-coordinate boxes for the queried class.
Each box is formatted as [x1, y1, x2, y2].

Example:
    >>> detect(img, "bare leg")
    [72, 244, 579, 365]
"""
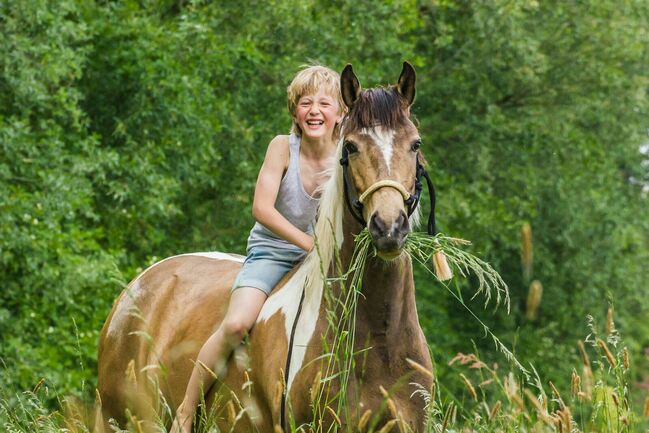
[170, 287, 267, 433]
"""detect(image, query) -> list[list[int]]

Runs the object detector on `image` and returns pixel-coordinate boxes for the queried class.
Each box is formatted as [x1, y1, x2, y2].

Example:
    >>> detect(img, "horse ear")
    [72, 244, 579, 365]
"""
[341, 64, 361, 109]
[397, 61, 416, 106]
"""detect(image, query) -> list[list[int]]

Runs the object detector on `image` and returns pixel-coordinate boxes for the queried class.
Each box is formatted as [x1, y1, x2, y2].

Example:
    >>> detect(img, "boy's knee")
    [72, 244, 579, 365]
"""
[222, 319, 250, 343]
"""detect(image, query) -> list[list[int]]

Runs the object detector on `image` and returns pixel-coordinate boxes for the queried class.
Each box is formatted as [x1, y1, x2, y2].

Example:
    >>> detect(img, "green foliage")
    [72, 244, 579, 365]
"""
[0, 0, 648, 421]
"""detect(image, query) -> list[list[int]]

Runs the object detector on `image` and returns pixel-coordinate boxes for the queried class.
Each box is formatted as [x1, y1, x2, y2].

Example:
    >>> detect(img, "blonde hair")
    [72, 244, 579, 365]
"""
[287, 64, 345, 135]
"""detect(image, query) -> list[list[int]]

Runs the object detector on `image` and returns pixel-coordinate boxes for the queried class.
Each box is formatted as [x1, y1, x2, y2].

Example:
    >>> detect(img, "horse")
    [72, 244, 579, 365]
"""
[97, 62, 434, 433]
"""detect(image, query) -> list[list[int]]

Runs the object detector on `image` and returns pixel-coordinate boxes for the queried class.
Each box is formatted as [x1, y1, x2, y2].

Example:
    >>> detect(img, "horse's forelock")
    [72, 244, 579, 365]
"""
[345, 87, 409, 132]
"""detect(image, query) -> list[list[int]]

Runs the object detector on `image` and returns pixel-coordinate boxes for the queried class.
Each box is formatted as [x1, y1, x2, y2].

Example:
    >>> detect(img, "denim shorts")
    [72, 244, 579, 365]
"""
[231, 246, 306, 295]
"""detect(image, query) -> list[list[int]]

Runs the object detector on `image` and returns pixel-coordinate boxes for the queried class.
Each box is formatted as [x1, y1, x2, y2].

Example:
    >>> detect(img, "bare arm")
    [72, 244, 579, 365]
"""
[251, 135, 314, 252]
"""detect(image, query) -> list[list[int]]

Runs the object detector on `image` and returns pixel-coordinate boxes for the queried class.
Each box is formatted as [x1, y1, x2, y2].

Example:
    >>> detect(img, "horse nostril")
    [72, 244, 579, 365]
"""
[369, 212, 388, 237]
[396, 210, 407, 232]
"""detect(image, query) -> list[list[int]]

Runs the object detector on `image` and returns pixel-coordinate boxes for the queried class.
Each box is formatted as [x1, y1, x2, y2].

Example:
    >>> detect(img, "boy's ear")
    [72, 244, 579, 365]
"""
[397, 61, 416, 106]
[341, 64, 361, 109]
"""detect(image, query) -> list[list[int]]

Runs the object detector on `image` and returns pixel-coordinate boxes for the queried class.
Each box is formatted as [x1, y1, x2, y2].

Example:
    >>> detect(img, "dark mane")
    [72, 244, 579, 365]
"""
[345, 87, 410, 131]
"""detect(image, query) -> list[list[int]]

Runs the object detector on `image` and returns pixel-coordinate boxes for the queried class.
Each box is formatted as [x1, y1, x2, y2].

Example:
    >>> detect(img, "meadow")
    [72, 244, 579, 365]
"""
[1, 0, 648, 431]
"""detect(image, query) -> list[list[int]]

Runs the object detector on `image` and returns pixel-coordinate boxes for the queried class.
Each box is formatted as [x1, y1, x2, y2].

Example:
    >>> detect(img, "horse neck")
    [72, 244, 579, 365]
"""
[336, 209, 418, 338]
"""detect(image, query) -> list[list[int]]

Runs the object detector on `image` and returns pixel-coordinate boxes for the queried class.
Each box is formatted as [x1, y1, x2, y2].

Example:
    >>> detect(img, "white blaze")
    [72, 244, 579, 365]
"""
[362, 127, 395, 172]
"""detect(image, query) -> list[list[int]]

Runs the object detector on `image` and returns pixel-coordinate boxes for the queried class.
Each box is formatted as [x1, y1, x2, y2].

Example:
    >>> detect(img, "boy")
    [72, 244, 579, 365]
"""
[171, 65, 345, 433]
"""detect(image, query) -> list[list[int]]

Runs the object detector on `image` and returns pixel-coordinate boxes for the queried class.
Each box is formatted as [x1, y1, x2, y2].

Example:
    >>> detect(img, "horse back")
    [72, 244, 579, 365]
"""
[97, 252, 244, 426]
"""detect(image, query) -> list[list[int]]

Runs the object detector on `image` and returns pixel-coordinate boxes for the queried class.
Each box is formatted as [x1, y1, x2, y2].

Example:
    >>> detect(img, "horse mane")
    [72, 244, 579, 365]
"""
[345, 87, 410, 131]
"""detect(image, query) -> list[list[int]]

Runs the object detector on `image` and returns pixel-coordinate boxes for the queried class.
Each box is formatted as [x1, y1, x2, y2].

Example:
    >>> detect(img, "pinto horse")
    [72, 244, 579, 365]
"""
[97, 62, 434, 432]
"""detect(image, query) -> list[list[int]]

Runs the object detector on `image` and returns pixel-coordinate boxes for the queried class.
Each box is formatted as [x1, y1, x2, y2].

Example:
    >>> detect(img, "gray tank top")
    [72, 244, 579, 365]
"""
[246, 134, 320, 255]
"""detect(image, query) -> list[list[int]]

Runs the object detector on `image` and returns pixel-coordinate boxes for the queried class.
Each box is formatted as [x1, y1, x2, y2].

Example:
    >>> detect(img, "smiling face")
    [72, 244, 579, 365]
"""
[294, 90, 343, 141]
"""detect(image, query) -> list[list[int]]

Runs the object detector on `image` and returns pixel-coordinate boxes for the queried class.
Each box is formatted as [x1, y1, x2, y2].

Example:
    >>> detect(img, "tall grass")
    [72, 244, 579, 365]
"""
[1, 230, 646, 432]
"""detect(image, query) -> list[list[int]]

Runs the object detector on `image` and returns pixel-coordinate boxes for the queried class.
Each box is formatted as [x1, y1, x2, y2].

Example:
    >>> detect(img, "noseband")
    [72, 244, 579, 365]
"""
[339, 145, 438, 235]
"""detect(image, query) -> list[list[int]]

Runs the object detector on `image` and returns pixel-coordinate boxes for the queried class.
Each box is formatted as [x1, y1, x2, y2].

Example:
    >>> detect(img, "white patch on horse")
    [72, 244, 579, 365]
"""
[362, 127, 395, 172]
[106, 252, 244, 338]
[256, 264, 323, 392]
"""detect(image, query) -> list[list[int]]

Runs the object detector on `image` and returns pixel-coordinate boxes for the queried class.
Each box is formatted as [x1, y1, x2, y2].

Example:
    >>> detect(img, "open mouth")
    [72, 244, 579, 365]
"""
[306, 120, 324, 127]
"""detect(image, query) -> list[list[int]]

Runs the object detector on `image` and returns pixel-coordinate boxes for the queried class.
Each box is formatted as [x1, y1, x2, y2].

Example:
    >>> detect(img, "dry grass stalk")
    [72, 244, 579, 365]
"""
[33, 377, 45, 393]
[490, 400, 502, 419]
[577, 341, 590, 369]
[552, 406, 572, 433]
[606, 307, 614, 336]
[377, 419, 398, 433]
[441, 403, 455, 433]
[379, 385, 399, 418]
[504, 374, 525, 411]
[642, 394, 649, 417]
[357, 409, 372, 432]
[226, 400, 237, 425]
[525, 280, 543, 321]
[397, 418, 408, 433]
[387, 398, 399, 419]
[623, 347, 630, 370]
[596, 338, 617, 367]
[326, 406, 342, 426]
[549, 381, 565, 409]
[523, 389, 551, 425]
[406, 358, 434, 378]
[459, 373, 478, 401]
[433, 251, 453, 281]
[570, 369, 581, 397]
[520, 222, 533, 282]
[310, 370, 322, 404]
[273, 379, 284, 410]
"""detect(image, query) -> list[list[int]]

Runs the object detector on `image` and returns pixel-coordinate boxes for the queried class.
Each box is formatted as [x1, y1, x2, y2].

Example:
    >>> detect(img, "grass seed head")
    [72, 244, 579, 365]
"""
[606, 307, 614, 336]
[406, 357, 434, 378]
[357, 409, 372, 432]
[490, 400, 502, 419]
[642, 394, 649, 417]
[326, 405, 342, 426]
[596, 338, 617, 368]
[460, 373, 478, 401]
[525, 280, 543, 321]
[577, 340, 591, 369]
[226, 400, 237, 425]
[570, 369, 581, 397]
[377, 419, 398, 433]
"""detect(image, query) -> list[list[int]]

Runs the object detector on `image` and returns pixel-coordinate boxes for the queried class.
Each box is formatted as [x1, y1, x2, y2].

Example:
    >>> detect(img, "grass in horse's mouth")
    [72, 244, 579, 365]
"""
[310, 229, 527, 427]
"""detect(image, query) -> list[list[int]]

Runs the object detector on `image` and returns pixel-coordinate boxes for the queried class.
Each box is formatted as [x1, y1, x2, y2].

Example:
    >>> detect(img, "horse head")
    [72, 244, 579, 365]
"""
[340, 62, 422, 259]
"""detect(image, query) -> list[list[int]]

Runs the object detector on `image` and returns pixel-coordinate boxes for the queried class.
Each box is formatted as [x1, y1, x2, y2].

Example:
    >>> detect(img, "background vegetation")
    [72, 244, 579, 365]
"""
[1, 0, 648, 427]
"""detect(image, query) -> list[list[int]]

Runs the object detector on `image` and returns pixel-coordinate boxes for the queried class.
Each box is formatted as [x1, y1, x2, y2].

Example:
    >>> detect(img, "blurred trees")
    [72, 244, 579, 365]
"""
[1, 0, 647, 405]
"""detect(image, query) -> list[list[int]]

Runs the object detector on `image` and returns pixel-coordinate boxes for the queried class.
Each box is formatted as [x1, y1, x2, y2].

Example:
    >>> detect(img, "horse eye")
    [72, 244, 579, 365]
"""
[344, 140, 358, 154]
[411, 139, 422, 152]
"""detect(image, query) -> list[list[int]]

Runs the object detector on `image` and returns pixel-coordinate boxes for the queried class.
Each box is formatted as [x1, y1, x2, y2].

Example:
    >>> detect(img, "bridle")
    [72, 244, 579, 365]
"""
[339, 144, 438, 236]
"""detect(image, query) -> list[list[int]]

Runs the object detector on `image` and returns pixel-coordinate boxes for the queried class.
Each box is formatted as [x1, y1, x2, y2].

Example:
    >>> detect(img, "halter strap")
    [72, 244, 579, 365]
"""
[358, 180, 411, 204]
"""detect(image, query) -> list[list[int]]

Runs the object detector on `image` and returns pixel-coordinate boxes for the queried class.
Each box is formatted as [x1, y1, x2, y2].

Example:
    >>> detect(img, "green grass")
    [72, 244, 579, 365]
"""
[1, 230, 646, 432]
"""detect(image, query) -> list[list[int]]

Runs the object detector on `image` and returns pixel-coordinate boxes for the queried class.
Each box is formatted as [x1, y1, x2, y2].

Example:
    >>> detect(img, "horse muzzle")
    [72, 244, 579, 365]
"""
[368, 209, 410, 260]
